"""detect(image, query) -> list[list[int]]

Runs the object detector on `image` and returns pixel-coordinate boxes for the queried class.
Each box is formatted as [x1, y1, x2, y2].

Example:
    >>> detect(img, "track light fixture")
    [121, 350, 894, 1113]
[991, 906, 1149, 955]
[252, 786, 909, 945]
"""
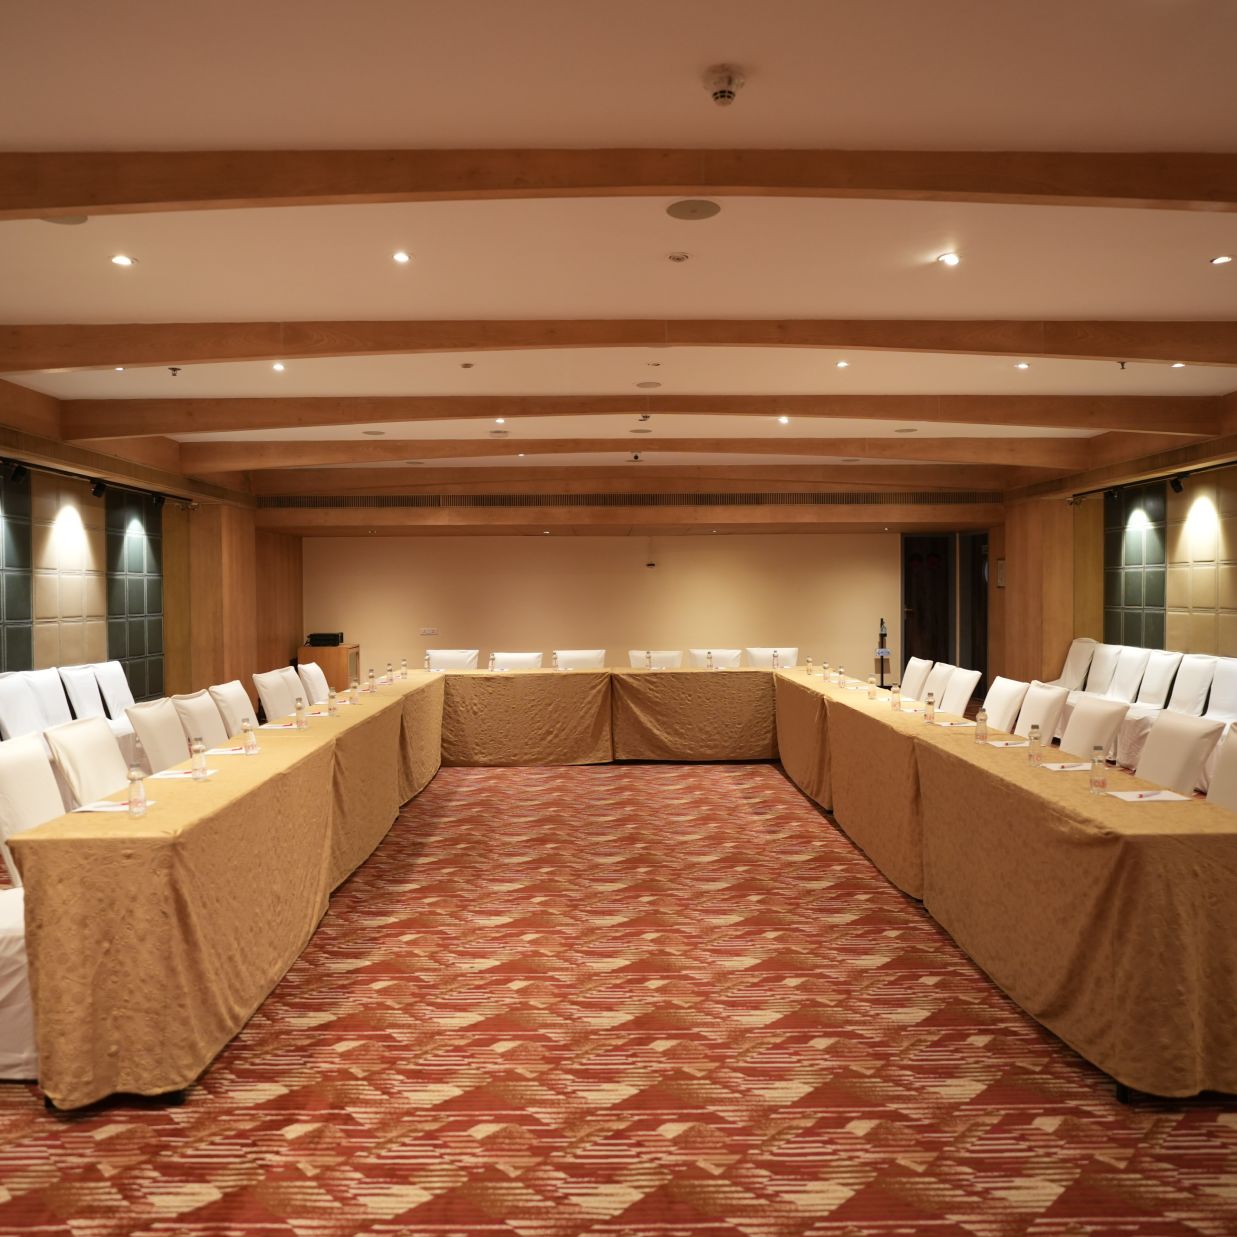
[152, 493, 166, 508]
[90, 480, 106, 498]
[1170, 475, 1185, 494]
[5, 461, 28, 483]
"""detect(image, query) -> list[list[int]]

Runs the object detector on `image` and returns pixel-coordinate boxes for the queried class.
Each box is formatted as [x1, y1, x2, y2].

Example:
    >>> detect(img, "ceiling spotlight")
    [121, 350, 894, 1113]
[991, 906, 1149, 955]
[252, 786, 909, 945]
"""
[272, 361, 285, 372]
[666, 199, 721, 221]
[937, 252, 960, 267]
[1170, 475, 1185, 494]
[151, 493, 166, 508]
[517, 453, 525, 458]
[6, 461, 28, 483]
[1210, 255, 1232, 265]
[495, 417, 506, 425]
[110, 254, 136, 267]
[543, 530, 550, 535]
[1015, 362, 1030, 370]
[114, 367, 124, 372]
[1171, 362, 1186, 368]
[777, 415, 790, 425]
[392, 251, 411, 264]
[836, 360, 849, 369]
[90, 480, 106, 498]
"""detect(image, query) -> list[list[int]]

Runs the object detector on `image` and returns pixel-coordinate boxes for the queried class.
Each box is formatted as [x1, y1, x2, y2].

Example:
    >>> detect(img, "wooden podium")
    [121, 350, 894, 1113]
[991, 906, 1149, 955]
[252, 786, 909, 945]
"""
[298, 643, 360, 692]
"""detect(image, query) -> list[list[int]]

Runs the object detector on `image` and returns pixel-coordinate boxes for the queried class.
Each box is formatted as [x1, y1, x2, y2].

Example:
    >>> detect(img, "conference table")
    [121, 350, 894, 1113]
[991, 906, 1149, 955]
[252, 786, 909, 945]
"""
[775, 667, 1237, 1098]
[11, 673, 444, 1111]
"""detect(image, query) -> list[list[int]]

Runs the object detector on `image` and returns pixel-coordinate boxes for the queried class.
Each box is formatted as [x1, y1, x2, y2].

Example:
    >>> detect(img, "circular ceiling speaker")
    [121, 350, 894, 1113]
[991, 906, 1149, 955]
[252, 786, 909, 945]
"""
[666, 199, 721, 222]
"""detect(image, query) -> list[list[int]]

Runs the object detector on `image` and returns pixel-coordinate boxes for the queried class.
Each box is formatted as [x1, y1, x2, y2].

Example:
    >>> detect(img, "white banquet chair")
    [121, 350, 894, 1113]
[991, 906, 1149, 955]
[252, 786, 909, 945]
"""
[940, 668, 981, 716]
[900, 657, 933, 702]
[0, 673, 53, 748]
[171, 690, 230, 749]
[492, 652, 543, 671]
[126, 698, 190, 774]
[253, 668, 299, 722]
[44, 717, 130, 806]
[688, 649, 742, 669]
[1205, 729, 1237, 811]
[1058, 696, 1129, 760]
[19, 669, 72, 728]
[0, 734, 68, 887]
[744, 647, 797, 669]
[1116, 651, 1204, 768]
[426, 649, 480, 671]
[553, 649, 605, 671]
[630, 650, 684, 669]
[1135, 712, 1224, 796]
[58, 664, 138, 763]
[209, 679, 257, 737]
[1057, 645, 1149, 739]
[90, 660, 136, 721]
[1195, 657, 1237, 793]
[920, 662, 957, 706]
[980, 676, 1029, 734]
[1013, 681, 1069, 739]
[296, 660, 331, 704]
[1047, 637, 1098, 691]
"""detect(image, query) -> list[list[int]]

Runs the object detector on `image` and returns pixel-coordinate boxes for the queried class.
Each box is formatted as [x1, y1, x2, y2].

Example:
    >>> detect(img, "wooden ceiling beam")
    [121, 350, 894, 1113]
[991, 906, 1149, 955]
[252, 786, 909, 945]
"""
[5, 319, 1235, 372]
[58, 393, 1221, 440]
[3, 149, 1236, 219]
[183, 436, 1084, 474]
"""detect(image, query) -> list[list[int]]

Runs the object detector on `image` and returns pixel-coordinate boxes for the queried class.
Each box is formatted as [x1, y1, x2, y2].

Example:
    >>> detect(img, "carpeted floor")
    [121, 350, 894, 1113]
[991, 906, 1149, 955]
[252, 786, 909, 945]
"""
[0, 763, 1234, 1236]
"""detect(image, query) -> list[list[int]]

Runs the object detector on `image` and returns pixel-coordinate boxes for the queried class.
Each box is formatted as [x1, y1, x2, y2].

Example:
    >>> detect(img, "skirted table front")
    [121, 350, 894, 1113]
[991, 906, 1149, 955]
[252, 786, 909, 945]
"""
[773, 670, 832, 811]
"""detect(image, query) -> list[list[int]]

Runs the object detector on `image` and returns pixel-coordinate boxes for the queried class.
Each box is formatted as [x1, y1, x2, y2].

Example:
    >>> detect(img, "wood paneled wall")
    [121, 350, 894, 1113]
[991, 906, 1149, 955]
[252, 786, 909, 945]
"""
[987, 523, 1006, 682]
[1073, 498, 1104, 642]
[255, 530, 303, 675]
[1003, 498, 1075, 683]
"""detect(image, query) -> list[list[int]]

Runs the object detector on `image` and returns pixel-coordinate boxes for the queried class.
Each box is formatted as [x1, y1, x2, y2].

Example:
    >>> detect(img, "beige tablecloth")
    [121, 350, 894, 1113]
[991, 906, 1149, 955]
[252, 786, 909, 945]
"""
[11, 679, 438, 1110]
[440, 670, 612, 766]
[611, 669, 777, 762]
[917, 736, 1237, 1097]
[774, 671, 832, 810]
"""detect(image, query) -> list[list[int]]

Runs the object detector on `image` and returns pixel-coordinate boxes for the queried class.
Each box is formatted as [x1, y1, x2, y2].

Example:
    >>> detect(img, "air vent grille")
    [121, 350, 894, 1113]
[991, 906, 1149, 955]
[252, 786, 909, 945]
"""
[258, 491, 999, 510]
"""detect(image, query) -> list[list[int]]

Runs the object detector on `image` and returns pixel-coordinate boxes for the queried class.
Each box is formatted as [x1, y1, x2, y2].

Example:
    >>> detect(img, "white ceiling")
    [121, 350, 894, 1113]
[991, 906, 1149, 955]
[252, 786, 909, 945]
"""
[2, 0, 1235, 151]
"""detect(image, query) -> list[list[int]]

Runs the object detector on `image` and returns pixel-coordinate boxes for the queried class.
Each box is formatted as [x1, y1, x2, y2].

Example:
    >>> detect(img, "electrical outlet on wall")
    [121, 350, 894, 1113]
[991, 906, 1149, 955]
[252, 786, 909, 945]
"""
[420, 627, 438, 636]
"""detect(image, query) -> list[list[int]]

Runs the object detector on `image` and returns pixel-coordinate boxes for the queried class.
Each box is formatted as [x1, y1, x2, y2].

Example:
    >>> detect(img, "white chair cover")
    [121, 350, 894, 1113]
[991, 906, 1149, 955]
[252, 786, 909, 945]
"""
[1169, 654, 1217, 716]
[44, 717, 129, 806]
[253, 669, 298, 721]
[1205, 729, 1237, 810]
[19, 669, 72, 727]
[901, 657, 933, 701]
[209, 680, 257, 738]
[0, 674, 51, 746]
[90, 660, 136, 719]
[1048, 637, 1097, 691]
[981, 676, 1029, 734]
[58, 664, 108, 720]
[1133, 651, 1182, 709]
[1204, 658, 1237, 723]
[426, 649, 480, 671]
[277, 666, 305, 707]
[492, 652, 543, 671]
[1013, 681, 1069, 739]
[0, 888, 36, 1080]
[126, 698, 190, 774]
[743, 647, 797, 669]
[1136, 712, 1224, 796]
[1106, 647, 1151, 704]
[1081, 643, 1121, 696]
[1059, 696, 1129, 760]
[171, 690, 229, 749]
[688, 649, 742, 669]
[553, 649, 605, 671]
[940, 668, 981, 716]
[296, 661, 331, 704]
[1115, 651, 1198, 769]
[630, 649, 685, 669]
[0, 734, 67, 886]
[921, 662, 957, 705]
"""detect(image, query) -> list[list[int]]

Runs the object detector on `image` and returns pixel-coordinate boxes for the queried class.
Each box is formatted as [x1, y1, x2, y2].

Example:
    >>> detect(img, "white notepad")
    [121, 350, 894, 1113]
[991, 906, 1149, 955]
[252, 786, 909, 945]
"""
[207, 747, 252, 756]
[1042, 762, 1090, 772]
[150, 768, 219, 780]
[933, 719, 976, 729]
[989, 739, 1029, 748]
[73, 799, 158, 813]
[1107, 789, 1189, 802]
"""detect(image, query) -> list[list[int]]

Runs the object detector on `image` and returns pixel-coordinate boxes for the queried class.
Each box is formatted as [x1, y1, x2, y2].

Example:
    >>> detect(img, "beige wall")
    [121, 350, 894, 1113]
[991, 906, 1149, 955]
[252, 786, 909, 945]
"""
[1166, 468, 1237, 655]
[303, 534, 902, 674]
[31, 474, 107, 668]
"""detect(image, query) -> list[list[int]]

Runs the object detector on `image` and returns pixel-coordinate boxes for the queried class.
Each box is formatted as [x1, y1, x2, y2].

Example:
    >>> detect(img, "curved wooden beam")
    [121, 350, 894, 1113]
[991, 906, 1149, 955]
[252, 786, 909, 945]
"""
[3, 149, 1237, 220]
[4, 319, 1235, 372]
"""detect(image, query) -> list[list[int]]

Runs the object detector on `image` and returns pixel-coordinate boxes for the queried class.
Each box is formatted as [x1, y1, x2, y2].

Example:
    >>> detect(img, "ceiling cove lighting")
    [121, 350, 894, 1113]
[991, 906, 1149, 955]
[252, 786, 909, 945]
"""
[936, 252, 960, 267]
[110, 254, 136, 267]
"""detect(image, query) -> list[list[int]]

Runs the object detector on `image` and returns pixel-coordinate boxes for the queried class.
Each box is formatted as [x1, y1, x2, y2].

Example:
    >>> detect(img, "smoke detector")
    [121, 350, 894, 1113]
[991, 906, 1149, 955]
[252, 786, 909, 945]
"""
[704, 64, 745, 107]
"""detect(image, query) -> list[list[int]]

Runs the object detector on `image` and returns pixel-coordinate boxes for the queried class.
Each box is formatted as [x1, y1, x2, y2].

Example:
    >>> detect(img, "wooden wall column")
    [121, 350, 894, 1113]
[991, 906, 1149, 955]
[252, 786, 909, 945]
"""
[1002, 498, 1076, 682]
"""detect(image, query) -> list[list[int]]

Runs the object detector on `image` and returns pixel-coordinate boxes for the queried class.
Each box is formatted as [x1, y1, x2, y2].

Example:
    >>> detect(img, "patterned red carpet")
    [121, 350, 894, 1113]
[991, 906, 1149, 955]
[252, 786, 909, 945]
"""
[1, 764, 1235, 1235]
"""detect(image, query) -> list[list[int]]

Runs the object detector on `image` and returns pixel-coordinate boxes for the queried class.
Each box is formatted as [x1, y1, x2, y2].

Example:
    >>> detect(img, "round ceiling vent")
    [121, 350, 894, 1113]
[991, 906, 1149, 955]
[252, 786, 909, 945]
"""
[666, 200, 721, 221]
[629, 428, 653, 434]
[635, 380, 662, 389]
[667, 251, 691, 263]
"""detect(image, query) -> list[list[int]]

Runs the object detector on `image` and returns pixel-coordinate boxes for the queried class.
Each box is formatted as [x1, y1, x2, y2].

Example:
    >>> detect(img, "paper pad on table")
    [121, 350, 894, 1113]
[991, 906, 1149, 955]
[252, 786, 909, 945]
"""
[989, 739, 1028, 747]
[1107, 789, 1189, 802]
[259, 721, 297, 729]
[1043, 762, 1090, 772]
[74, 800, 157, 813]
[207, 746, 251, 755]
[151, 768, 219, 780]
[933, 719, 976, 728]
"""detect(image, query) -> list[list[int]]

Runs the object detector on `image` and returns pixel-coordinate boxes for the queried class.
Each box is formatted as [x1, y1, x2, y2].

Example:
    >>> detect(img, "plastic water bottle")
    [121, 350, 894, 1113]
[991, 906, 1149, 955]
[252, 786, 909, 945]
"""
[191, 736, 208, 780]
[645, 650, 652, 670]
[386, 661, 394, 683]
[127, 766, 146, 818]
[367, 668, 376, 693]
[772, 649, 780, 670]
[1090, 745, 1108, 795]
[328, 690, 338, 717]
[975, 708, 988, 743]
[401, 657, 408, 680]
[924, 691, 935, 724]
[821, 661, 829, 680]
[805, 657, 813, 676]
[552, 651, 559, 671]
[837, 665, 846, 685]
[1029, 724, 1043, 766]
[241, 717, 258, 755]
[891, 684, 901, 711]
[423, 652, 430, 670]
[488, 652, 496, 671]
[867, 676, 877, 700]
[707, 650, 714, 671]
[295, 697, 308, 729]
[350, 679, 360, 705]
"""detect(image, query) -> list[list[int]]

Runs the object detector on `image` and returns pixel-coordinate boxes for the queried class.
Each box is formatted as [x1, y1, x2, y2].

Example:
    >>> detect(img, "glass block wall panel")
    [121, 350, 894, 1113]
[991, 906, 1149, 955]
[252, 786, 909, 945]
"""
[106, 490, 164, 699]
[0, 469, 33, 671]
[1103, 481, 1166, 649]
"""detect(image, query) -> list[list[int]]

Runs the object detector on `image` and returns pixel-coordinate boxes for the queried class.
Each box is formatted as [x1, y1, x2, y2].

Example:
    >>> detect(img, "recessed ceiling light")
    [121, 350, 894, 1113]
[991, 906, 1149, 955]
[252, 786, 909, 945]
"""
[1171, 362, 1186, 368]
[272, 361, 285, 372]
[362, 430, 385, 437]
[777, 415, 790, 425]
[543, 530, 550, 535]
[110, 254, 136, 267]
[1015, 362, 1030, 370]
[895, 427, 918, 433]
[114, 367, 124, 372]
[495, 417, 506, 425]
[460, 362, 475, 369]
[392, 251, 411, 264]
[629, 427, 653, 434]
[836, 360, 849, 369]
[1210, 255, 1232, 265]
[518, 453, 525, 457]
[636, 381, 662, 389]
[937, 252, 960, 267]
[646, 361, 661, 368]
[666, 199, 721, 221]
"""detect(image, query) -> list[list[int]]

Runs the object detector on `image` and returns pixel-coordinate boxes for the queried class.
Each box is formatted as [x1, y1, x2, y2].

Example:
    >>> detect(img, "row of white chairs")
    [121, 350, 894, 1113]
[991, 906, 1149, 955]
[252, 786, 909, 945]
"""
[425, 648, 801, 671]
[0, 662, 139, 763]
[899, 658, 982, 717]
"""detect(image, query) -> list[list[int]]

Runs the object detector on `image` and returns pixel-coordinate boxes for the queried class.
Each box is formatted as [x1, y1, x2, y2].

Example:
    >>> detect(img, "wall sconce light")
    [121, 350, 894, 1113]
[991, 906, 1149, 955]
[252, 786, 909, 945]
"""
[90, 480, 106, 498]
[1170, 475, 1185, 494]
